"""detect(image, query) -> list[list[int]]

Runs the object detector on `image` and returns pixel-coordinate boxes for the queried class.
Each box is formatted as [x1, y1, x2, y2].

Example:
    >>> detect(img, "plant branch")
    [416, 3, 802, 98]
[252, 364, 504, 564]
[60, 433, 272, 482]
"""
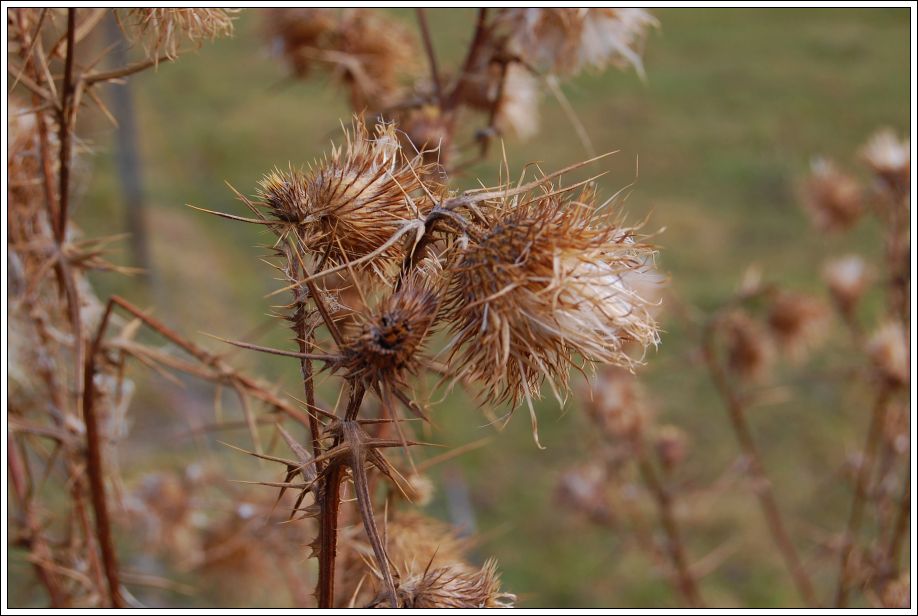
[703, 317, 818, 607]
[834, 385, 891, 607]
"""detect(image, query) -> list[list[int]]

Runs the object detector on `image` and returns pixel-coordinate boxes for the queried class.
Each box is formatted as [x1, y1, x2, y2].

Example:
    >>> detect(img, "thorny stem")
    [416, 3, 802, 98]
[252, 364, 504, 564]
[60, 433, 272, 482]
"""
[637, 455, 705, 607]
[56, 8, 76, 244]
[415, 9, 443, 105]
[702, 319, 818, 608]
[82, 300, 126, 607]
[834, 385, 891, 608]
[316, 384, 367, 607]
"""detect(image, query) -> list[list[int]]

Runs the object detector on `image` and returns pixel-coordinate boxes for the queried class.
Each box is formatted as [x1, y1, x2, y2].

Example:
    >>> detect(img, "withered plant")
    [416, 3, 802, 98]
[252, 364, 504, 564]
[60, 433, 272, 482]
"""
[8, 7, 665, 609]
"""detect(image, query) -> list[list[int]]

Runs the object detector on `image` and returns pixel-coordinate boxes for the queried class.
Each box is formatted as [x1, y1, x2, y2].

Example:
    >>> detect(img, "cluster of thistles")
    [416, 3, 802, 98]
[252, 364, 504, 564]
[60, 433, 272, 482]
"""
[217, 116, 661, 606]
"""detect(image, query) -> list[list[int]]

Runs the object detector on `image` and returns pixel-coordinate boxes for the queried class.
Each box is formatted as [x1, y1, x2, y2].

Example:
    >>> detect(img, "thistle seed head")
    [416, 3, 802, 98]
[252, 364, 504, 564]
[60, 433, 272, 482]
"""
[723, 310, 774, 382]
[861, 128, 910, 196]
[265, 9, 418, 110]
[368, 560, 515, 609]
[498, 8, 657, 77]
[766, 291, 829, 360]
[124, 8, 238, 61]
[823, 254, 870, 315]
[336, 279, 439, 384]
[655, 425, 689, 470]
[866, 322, 909, 388]
[581, 365, 650, 441]
[803, 158, 863, 233]
[444, 184, 660, 408]
[556, 463, 614, 525]
[256, 119, 439, 275]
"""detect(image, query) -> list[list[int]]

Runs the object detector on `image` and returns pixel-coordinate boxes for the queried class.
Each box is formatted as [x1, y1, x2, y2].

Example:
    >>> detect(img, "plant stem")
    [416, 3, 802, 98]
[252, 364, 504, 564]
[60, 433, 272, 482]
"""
[834, 386, 891, 607]
[637, 455, 705, 607]
[703, 321, 818, 607]
[81, 300, 126, 607]
[415, 9, 443, 105]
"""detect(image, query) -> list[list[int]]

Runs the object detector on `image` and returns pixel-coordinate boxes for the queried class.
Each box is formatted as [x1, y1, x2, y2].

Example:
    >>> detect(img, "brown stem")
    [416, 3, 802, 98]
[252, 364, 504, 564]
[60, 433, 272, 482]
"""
[637, 454, 705, 607]
[317, 464, 344, 608]
[884, 472, 910, 575]
[106, 296, 315, 428]
[834, 386, 891, 607]
[56, 8, 76, 244]
[81, 300, 126, 607]
[703, 320, 818, 607]
[8, 436, 70, 607]
[445, 8, 489, 111]
[415, 9, 443, 105]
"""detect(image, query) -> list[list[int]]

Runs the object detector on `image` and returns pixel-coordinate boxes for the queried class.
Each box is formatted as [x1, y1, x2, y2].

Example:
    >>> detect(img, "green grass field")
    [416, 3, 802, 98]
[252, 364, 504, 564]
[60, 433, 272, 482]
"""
[72, 8, 910, 608]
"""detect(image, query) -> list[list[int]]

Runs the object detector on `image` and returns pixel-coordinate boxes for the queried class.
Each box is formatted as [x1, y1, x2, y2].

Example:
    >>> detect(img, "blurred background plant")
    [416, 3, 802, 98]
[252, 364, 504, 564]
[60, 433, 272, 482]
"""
[6, 6, 912, 609]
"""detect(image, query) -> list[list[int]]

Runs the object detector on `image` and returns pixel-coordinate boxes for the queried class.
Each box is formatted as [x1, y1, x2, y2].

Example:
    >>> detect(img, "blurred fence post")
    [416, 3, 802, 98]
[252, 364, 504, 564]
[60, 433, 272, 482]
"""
[106, 14, 152, 279]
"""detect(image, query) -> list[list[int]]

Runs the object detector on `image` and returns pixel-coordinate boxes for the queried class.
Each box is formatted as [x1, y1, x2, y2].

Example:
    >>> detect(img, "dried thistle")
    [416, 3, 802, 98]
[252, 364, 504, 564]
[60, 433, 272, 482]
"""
[367, 560, 515, 608]
[722, 310, 774, 382]
[123, 8, 238, 61]
[253, 119, 439, 277]
[866, 322, 909, 388]
[581, 365, 650, 441]
[556, 463, 615, 525]
[335, 279, 439, 386]
[265, 8, 418, 110]
[765, 291, 829, 359]
[444, 183, 660, 432]
[498, 8, 657, 77]
[861, 128, 910, 196]
[802, 158, 863, 233]
[654, 425, 689, 471]
[823, 255, 870, 317]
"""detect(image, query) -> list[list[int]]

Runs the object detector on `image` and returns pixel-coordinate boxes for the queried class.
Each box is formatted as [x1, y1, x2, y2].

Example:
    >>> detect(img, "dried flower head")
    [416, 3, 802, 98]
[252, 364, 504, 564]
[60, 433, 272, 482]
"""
[722, 310, 774, 382]
[498, 8, 657, 77]
[556, 463, 614, 524]
[655, 425, 689, 470]
[124, 8, 238, 61]
[254, 119, 438, 276]
[265, 8, 418, 110]
[264, 8, 337, 78]
[368, 560, 515, 608]
[581, 365, 650, 440]
[444, 184, 660, 421]
[348, 512, 514, 608]
[494, 64, 541, 141]
[802, 158, 863, 233]
[335, 280, 439, 385]
[766, 291, 829, 359]
[866, 322, 909, 388]
[823, 254, 870, 315]
[861, 128, 910, 195]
